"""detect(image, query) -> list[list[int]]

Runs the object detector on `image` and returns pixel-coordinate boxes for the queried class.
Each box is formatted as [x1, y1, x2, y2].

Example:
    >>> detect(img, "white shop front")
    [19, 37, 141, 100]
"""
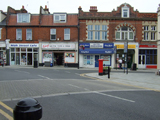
[9, 43, 39, 66]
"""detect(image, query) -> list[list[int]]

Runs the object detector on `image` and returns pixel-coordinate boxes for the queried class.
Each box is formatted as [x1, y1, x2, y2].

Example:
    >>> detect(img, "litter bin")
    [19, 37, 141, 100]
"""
[13, 97, 42, 120]
[133, 63, 137, 70]
[34, 61, 38, 68]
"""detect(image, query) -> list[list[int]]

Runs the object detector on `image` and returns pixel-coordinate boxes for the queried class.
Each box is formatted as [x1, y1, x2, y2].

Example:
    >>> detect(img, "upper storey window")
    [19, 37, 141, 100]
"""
[121, 4, 129, 18]
[54, 13, 67, 23]
[17, 13, 30, 23]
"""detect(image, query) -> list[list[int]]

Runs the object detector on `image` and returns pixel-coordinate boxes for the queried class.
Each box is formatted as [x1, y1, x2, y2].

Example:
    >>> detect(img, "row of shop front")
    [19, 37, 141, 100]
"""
[0, 41, 158, 69]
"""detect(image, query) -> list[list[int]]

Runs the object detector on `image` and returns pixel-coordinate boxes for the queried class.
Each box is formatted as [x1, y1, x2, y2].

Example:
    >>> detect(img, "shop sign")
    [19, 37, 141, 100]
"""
[115, 44, 136, 49]
[9, 44, 39, 48]
[79, 43, 114, 49]
[0, 44, 6, 47]
[42, 44, 75, 49]
[139, 45, 157, 48]
[80, 49, 114, 54]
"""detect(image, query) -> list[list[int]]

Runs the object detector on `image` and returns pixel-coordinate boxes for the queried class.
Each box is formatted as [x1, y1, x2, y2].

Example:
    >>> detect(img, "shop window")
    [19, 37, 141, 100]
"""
[146, 50, 157, 64]
[33, 48, 38, 52]
[27, 48, 32, 52]
[83, 55, 93, 65]
[16, 48, 20, 52]
[21, 48, 26, 52]
[11, 48, 15, 52]
[64, 28, 70, 40]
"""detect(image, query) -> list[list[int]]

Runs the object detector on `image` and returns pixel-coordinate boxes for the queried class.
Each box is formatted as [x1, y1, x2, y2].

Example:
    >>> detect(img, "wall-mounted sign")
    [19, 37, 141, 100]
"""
[9, 44, 39, 48]
[115, 44, 136, 49]
[79, 49, 114, 54]
[139, 45, 157, 48]
[42, 44, 75, 50]
[79, 43, 114, 49]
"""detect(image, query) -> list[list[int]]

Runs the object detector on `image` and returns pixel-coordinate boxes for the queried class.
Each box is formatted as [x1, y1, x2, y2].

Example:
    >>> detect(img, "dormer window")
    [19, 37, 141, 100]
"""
[121, 4, 129, 18]
[53, 13, 67, 23]
[17, 13, 30, 23]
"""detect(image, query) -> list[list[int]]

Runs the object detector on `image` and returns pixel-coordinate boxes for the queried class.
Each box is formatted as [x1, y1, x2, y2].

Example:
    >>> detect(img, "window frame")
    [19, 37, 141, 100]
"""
[17, 13, 30, 23]
[53, 14, 67, 23]
[50, 29, 56, 40]
[26, 29, 32, 40]
[121, 7, 129, 18]
[16, 29, 22, 40]
[0, 28, 2, 39]
[64, 28, 70, 40]
[87, 25, 93, 40]
[95, 25, 100, 40]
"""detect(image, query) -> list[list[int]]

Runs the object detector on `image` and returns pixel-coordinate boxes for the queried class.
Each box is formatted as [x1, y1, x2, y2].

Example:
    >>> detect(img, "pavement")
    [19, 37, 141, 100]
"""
[1, 65, 160, 92]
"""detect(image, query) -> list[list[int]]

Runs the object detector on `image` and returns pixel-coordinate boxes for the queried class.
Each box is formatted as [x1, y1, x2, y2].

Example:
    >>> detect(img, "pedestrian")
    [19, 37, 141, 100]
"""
[118, 58, 122, 69]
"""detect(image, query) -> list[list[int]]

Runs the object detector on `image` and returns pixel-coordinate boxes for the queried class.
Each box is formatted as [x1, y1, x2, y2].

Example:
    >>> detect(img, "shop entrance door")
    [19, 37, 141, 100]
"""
[138, 55, 146, 68]
[95, 55, 99, 67]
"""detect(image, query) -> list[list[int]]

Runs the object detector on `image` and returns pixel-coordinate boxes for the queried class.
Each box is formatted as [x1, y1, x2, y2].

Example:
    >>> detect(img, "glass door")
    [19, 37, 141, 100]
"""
[138, 55, 146, 68]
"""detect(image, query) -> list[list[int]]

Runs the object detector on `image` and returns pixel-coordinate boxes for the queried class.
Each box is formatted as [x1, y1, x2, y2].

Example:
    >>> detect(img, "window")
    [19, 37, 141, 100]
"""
[145, 50, 157, 64]
[54, 14, 66, 23]
[16, 29, 22, 40]
[0, 28, 1, 39]
[26, 29, 32, 40]
[116, 27, 134, 40]
[144, 26, 149, 31]
[64, 28, 70, 40]
[83, 55, 93, 65]
[87, 25, 93, 40]
[151, 32, 155, 40]
[122, 8, 129, 18]
[144, 32, 149, 40]
[95, 25, 100, 40]
[102, 25, 107, 40]
[50, 29, 56, 40]
[151, 26, 156, 31]
[17, 13, 30, 23]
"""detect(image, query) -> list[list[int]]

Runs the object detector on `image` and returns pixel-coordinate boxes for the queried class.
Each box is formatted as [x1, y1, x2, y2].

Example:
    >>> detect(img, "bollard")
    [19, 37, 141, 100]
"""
[13, 97, 42, 120]
[108, 67, 110, 79]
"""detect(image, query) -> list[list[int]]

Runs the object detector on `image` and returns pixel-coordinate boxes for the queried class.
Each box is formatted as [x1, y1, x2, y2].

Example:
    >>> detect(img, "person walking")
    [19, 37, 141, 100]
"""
[118, 58, 122, 69]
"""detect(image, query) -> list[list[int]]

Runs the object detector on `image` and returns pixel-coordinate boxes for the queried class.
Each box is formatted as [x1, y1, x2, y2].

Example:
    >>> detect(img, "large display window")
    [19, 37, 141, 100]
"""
[64, 52, 75, 63]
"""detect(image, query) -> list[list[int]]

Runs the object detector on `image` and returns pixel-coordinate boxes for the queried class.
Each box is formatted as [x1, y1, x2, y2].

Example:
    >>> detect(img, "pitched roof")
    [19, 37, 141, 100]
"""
[40, 14, 78, 26]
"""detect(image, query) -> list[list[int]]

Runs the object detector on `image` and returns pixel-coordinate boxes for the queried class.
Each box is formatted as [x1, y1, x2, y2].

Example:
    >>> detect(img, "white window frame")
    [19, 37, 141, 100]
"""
[17, 13, 30, 23]
[121, 7, 129, 18]
[16, 29, 22, 40]
[102, 25, 107, 40]
[116, 27, 134, 40]
[95, 25, 100, 40]
[54, 14, 67, 23]
[87, 25, 93, 40]
[144, 26, 149, 31]
[26, 29, 32, 40]
[64, 28, 70, 40]
[0, 28, 2, 39]
[50, 29, 56, 40]
[151, 26, 156, 31]
[151, 32, 156, 40]
[144, 32, 149, 41]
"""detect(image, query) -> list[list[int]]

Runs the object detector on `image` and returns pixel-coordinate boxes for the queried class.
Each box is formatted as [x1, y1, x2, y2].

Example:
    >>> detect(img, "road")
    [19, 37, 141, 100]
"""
[0, 67, 160, 120]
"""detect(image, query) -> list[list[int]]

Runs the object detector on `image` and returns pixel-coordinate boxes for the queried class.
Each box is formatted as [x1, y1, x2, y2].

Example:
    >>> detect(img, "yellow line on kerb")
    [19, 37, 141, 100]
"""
[0, 101, 13, 120]
[0, 101, 13, 113]
[0, 109, 13, 120]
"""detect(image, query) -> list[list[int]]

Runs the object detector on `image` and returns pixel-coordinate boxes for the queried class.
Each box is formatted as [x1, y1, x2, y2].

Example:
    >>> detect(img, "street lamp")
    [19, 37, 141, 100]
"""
[124, 38, 128, 74]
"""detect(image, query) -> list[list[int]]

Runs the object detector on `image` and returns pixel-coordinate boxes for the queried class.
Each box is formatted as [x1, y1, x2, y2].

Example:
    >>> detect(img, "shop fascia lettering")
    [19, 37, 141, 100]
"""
[42, 44, 75, 49]
[9, 44, 39, 48]
[90, 43, 103, 48]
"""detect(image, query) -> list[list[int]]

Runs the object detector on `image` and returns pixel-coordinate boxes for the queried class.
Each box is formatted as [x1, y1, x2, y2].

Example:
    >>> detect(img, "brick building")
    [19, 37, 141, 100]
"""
[78, 3, 158, 69]
[4, 5, 78, 67]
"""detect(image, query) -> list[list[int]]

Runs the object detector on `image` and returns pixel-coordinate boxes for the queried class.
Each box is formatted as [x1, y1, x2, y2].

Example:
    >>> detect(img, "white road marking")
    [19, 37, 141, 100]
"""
[93, 91, 135, 103]
[15, 70, 30, 74]
[38, 75, 51, 79]
[68, 84, 82, 89]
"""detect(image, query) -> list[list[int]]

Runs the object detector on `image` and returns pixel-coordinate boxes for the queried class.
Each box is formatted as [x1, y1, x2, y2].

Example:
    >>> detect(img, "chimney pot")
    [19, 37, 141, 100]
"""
[45, 5, 47, 9]
[22, 5, 24, 9]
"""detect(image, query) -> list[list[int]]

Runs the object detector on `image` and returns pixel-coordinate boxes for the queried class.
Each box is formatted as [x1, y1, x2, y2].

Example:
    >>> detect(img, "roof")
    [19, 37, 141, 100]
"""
[40, 14, 78, 26]
[7, 14, 39, 26]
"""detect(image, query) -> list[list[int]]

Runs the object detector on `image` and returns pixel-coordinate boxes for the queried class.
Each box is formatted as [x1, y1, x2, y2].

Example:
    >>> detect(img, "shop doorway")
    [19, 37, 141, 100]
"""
[95, 55, 99, 67]
[54, 53, 64, 66]
[27, 53, 32, 65]
[138, 55, 146, 68]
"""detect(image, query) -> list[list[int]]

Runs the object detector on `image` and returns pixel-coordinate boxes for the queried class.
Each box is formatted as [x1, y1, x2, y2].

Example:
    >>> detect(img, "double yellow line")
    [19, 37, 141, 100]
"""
[0, 101, 13, 120]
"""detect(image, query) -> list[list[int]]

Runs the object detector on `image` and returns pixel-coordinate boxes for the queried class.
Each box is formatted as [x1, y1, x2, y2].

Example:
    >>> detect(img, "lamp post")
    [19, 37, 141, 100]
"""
[124, 38, 128, 74]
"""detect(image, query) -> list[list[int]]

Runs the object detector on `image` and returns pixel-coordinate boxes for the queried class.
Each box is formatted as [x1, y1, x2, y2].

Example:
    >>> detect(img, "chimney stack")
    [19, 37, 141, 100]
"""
[89, 6, 97, 12]
[44, 5, 49, 14]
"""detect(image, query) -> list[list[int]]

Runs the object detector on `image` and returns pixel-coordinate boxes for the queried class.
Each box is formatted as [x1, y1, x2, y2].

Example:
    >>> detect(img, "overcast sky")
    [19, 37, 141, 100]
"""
[1, 0, 160, 14]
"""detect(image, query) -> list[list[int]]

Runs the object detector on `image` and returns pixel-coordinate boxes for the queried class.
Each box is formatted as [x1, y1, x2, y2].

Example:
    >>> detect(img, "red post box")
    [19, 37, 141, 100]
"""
[98, 59, 104, 76]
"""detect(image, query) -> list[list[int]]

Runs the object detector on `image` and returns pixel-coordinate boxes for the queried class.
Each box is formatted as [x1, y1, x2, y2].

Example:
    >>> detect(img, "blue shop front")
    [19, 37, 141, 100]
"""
[79, 43, 115, 68]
